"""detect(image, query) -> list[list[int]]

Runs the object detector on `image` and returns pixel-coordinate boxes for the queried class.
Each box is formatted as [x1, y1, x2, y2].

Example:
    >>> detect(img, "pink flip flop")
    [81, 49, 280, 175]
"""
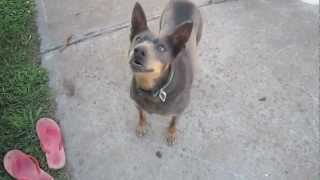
[4, 149, 54, 180]
[36, 118, 66, 169]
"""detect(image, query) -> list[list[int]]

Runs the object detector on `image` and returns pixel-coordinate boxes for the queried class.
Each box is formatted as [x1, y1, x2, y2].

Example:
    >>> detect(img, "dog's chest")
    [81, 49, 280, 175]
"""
[130, 86, 173, 115]
[130, 82, 190, 115]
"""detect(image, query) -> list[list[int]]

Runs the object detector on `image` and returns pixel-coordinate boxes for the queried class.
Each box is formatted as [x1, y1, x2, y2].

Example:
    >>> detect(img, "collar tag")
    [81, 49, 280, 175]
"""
[159, 89, 167, 102]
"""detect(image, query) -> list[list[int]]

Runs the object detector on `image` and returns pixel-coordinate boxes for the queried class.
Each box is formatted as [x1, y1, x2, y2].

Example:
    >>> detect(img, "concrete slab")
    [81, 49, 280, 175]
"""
[38, 0, 208, 50]
[38, 0, 319, 179]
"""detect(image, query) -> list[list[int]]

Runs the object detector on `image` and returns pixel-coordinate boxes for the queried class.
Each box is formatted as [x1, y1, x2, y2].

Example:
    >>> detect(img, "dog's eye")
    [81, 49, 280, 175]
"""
[135, 36, 142, 42]
[158, 44, 166, 52]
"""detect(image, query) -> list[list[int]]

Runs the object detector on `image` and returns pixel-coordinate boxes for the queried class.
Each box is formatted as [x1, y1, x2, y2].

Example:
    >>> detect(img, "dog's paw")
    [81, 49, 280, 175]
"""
[136, 125, 147, 137]
[166, 131, 176, 146]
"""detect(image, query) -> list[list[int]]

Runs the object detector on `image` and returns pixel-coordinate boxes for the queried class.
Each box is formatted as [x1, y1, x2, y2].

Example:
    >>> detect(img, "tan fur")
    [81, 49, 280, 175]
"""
[134, 71, 161, 90]
[136, 109, 147, 136]
[167, 116, 177, 145]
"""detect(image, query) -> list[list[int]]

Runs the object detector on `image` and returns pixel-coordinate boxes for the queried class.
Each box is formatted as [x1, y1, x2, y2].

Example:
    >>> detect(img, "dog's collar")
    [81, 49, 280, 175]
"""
[137, 68, 175, 103]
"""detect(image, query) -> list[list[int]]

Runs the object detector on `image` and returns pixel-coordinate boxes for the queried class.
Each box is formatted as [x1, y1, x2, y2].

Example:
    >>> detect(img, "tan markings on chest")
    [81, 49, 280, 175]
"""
[134, 71, 161, 90]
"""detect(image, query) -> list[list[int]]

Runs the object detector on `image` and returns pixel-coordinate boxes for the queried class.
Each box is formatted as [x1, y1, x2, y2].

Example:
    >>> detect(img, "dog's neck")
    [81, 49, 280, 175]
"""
[134, 66, 171, 91]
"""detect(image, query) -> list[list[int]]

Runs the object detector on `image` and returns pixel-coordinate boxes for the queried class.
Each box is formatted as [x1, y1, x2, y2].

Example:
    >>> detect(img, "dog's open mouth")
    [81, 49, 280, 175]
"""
[130, 58, 154, 72]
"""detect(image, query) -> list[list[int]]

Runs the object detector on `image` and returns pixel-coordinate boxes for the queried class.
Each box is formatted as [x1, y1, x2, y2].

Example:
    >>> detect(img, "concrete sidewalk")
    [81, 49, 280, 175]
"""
[36, 0, 319, 179]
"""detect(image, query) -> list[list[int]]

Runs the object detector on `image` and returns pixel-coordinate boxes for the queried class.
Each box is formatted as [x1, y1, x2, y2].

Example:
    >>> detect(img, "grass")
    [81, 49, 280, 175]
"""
[0, 0, 68, 179]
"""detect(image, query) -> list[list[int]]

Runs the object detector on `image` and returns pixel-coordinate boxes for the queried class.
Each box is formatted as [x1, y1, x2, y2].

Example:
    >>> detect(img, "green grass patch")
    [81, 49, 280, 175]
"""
[0, 0, 68, 179]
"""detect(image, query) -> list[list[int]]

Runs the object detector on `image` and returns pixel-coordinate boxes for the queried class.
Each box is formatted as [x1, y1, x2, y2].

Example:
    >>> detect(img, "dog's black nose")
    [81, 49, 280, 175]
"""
[134, 46, 146, 58]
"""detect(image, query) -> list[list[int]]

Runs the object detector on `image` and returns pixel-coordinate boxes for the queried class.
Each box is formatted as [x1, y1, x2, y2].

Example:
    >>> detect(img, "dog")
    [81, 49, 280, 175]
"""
[128, 0, 203, 145]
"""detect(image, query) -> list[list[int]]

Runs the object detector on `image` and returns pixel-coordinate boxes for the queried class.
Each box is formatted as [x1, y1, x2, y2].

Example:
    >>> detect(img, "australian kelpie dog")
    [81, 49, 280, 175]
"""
[129, 0, 202, 145]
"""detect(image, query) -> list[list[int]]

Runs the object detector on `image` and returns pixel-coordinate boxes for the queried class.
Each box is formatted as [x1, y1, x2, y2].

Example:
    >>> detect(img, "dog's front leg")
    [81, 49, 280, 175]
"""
[136, 108, 147, 137]
[167, 116, 178, 145]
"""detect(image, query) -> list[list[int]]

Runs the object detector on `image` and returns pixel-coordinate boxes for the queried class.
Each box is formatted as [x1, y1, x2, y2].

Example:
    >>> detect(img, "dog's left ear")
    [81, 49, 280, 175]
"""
[130, 2, 148, 41]
[168, 21, 193, 56]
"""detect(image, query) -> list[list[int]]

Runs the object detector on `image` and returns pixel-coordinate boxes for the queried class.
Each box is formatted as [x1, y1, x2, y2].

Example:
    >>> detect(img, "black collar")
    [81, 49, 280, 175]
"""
[136, 68, 175, 102]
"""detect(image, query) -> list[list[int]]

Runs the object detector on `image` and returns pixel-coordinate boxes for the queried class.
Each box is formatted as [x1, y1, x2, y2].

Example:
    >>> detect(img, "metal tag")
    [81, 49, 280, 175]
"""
[159, 89, 167, 102]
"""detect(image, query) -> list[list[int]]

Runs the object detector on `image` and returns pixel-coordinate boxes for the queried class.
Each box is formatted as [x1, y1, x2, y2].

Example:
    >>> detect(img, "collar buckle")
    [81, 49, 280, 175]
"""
[159, 89, 167, 102]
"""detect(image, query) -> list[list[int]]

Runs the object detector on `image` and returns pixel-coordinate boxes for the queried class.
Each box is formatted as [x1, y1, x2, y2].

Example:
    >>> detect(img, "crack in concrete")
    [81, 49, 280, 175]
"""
[40, 0, 218, 55]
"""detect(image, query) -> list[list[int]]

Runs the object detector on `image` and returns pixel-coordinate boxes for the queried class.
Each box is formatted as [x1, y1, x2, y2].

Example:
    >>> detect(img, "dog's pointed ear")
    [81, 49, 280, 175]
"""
[168, 21, 193, 56]
[130, 2, 148, 41]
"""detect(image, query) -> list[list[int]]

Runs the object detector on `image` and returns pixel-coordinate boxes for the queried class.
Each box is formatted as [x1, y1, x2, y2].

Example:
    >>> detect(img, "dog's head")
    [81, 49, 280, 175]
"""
[128, 2, 193, 75]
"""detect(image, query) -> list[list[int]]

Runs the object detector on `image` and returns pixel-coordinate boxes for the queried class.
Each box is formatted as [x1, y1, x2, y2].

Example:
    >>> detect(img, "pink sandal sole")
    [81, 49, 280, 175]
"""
[4, 149, 54, 180]
[36, 118, 66, 169]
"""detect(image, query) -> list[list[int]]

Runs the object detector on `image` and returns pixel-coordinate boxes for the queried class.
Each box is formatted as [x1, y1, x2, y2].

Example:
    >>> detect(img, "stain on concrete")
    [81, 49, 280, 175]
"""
[62, 78, 75, 97]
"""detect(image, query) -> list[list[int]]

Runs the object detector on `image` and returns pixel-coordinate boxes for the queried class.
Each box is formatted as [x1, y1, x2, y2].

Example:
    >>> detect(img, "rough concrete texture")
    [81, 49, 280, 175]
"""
[36, 0, 319, 179]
